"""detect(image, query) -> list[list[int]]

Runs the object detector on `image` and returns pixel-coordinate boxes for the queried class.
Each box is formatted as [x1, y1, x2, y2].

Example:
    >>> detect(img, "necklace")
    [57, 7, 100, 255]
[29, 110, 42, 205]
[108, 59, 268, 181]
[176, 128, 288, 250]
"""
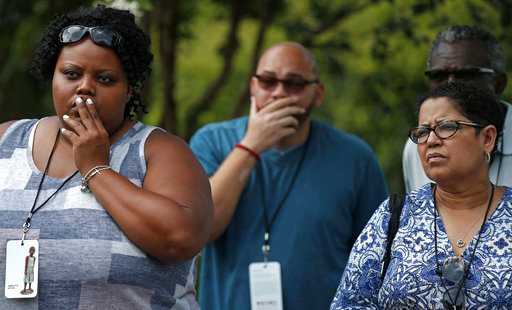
[437, 189, 492, 248]
[433, 183, 494, 306]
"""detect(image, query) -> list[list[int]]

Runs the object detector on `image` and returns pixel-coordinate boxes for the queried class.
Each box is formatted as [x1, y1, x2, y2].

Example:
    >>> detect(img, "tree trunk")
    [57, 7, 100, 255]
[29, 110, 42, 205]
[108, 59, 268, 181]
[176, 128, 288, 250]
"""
[230, 0, 281, 119]
[157, 0, 180, 134]
[183, 0, 244, 140]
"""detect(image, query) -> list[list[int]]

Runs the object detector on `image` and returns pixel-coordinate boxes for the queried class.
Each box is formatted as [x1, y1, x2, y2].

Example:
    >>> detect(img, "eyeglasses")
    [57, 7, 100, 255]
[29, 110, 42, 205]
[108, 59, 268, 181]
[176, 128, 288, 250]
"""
[59, 25, 123, 47]
[424, 67, 496, 83]
[408, 120, 485, 144]
[440, 256, 466, 310]
[253, 75, 319, 93]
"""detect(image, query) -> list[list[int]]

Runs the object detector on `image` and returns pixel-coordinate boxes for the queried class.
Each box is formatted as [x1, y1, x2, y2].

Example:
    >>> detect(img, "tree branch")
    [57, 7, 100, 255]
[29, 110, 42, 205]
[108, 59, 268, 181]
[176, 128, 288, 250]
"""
[299, 5, 361, 46]
[230, 0, 281, 119]
[183, 0, 244, 140]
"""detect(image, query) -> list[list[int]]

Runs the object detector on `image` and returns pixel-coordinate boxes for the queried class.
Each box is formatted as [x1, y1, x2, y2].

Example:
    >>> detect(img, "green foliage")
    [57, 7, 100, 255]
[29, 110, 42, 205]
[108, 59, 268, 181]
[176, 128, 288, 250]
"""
[2, 0, 511, 194]
[0, 0, 94, 121]
[273, 0, 509, 193]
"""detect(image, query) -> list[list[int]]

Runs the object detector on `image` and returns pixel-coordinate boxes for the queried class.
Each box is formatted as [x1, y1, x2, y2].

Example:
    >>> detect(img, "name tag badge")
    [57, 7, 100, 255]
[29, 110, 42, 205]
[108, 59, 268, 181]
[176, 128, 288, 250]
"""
[5, 240, 39, 299]
[249, 261, 283, 310]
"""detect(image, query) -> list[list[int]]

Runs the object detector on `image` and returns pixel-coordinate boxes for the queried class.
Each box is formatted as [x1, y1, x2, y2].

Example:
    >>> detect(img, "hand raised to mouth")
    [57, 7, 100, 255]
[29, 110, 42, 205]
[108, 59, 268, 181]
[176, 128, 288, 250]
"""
[240, 96, 306, 154]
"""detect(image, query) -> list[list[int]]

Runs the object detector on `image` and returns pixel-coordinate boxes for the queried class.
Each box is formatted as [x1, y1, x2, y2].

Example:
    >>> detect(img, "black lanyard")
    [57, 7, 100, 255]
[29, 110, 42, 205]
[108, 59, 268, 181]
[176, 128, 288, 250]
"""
[258, 125, 312, 262]
[433, 183, 494, 307]
[21, 131, 78, 245]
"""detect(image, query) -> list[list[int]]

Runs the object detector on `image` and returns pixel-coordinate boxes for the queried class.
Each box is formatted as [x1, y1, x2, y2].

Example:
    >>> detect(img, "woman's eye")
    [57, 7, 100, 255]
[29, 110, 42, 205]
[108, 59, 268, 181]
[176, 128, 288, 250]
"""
[439, 123, 457, 131]
[63, 70, 78, 78]
[98, 75, 114, 83]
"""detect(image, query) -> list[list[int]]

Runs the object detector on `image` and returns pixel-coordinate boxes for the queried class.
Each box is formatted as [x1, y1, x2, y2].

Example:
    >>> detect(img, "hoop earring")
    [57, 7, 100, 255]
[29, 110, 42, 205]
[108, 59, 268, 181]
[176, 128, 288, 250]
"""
[485, 152, 491, 163]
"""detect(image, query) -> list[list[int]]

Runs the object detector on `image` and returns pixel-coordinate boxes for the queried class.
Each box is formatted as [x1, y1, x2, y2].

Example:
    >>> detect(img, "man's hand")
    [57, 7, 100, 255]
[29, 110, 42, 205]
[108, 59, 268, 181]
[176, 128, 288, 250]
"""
[240, 96, 305, 153]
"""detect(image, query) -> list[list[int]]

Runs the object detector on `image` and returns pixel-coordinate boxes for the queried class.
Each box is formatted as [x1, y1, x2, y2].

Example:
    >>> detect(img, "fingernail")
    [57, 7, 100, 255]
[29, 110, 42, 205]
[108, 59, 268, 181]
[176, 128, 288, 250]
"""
[86, 98, 93, 105]
[76, 97, 83, 104]
[60, 128, 66, 133]
[63, 115, 70, 120]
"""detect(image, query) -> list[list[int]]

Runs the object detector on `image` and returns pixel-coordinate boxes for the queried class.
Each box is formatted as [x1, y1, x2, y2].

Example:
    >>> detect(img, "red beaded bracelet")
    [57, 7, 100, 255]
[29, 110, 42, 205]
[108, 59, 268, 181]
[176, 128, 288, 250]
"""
[235, 143, 260, 161]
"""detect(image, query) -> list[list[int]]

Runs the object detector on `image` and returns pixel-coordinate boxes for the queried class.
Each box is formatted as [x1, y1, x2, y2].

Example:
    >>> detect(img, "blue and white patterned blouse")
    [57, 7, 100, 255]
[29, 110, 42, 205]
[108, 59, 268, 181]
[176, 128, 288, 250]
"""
[331, 183, 512, 310]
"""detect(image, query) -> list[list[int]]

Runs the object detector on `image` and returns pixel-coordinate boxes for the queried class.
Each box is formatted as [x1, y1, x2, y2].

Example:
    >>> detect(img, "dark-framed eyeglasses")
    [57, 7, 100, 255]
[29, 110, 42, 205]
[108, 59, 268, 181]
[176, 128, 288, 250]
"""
[424, 67, 496, 83]
[408, 120, 485, 144]
[59, 25, 123, 47]
[440, 256, 466, 310]
[253, 74, 319, 93]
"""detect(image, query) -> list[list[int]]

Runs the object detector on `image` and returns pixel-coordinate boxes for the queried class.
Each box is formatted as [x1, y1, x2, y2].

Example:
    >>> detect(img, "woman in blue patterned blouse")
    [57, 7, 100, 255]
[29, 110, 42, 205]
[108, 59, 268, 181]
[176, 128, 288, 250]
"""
[331, 81, 510, 310]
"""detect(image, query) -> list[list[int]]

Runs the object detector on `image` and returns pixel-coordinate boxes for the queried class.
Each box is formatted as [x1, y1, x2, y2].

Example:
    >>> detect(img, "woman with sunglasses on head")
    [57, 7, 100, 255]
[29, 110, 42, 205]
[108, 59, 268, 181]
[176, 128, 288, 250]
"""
[331, 81, 511, 310]
[0, 4, 213, 308]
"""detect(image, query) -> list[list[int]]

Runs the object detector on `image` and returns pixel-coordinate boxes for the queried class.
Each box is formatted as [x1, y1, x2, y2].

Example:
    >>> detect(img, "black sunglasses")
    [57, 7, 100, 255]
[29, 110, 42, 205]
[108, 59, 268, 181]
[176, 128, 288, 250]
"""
[424, 67, 496, 83]
[440, 256, 466, 310]
[408, 120, 485, 144]
[253, 74, 318, 93]
[59, 25, 123, 47]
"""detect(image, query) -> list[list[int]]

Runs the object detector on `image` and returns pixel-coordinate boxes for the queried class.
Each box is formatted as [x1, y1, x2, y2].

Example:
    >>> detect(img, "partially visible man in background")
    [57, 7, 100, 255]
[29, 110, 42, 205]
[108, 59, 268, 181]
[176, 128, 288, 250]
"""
[403, 25, 512, 192]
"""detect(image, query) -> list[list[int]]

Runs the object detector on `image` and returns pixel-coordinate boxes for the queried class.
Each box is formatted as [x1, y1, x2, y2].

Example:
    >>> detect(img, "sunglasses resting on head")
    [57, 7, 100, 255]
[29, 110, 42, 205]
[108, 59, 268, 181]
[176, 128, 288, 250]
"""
[59, 25, 123, 47]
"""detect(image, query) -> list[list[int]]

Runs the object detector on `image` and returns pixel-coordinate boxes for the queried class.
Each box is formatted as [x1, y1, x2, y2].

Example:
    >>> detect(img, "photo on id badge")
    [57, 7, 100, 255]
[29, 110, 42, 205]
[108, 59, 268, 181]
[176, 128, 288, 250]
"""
[5, 239, 39, 298]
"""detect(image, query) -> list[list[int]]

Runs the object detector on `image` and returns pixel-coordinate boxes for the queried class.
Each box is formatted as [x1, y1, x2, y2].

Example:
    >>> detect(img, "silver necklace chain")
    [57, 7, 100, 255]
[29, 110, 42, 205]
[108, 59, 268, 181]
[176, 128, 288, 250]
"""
[437, 188, 492, 248]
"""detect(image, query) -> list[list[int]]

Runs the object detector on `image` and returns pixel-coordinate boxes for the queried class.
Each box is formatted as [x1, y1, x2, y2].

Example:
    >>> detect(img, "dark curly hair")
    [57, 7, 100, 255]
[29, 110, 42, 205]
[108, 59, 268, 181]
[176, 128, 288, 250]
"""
[31, 4, 153, 119]
[416, 81, 505, 163]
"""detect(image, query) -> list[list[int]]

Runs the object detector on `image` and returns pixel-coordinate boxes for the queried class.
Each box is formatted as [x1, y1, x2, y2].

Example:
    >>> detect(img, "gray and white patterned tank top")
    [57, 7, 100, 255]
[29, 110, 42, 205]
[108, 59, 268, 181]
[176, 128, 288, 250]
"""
[0, 119, 199, 309]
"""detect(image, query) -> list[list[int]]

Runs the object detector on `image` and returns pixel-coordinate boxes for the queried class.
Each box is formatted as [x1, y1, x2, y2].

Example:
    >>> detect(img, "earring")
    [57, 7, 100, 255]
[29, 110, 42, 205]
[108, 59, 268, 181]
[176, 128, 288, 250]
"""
[485, 151, 491, 163]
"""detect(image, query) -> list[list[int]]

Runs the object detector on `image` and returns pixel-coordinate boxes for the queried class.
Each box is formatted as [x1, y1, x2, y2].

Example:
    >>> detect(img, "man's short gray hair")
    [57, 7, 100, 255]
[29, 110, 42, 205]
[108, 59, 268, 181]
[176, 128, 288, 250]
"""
[428, 25, 505, 72]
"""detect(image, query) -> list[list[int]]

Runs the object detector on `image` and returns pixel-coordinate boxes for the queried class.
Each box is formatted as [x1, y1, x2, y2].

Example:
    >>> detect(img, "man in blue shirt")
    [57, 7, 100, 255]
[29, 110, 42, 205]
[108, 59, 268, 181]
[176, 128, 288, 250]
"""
[190, 42, 388, 310]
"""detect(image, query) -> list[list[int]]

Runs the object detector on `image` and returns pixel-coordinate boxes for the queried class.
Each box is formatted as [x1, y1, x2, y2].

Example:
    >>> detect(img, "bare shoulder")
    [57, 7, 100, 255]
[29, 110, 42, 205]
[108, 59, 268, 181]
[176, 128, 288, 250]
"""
[0, 120, 18, 140]
[144, 128, 204, 173]
[145, 129, 191, 157]
[143, 128, 210, 200]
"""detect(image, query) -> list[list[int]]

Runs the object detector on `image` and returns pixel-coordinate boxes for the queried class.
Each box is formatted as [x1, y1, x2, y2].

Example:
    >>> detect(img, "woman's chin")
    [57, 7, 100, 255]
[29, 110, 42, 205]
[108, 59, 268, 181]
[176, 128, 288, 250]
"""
[424, 169, 446, 184]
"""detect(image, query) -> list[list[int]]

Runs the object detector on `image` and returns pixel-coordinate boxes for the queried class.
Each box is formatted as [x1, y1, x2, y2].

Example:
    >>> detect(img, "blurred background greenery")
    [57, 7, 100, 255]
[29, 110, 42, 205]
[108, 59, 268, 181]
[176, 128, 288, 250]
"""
[2, 0, 512, 194]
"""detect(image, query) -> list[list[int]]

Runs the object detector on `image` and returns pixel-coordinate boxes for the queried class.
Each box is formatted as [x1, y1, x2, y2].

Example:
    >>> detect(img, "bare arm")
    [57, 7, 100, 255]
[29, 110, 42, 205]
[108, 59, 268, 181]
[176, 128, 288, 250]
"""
[207, 97, 305, 242]
[61, 100, 213, 264]
[0, 120, 17, 140]
[88, 131, 213, 264]
[207, 147, 258, 242]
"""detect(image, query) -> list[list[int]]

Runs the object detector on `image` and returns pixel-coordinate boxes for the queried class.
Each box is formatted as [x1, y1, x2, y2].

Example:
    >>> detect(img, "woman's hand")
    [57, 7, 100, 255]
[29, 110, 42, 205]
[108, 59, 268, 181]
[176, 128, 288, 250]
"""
[60, 97, 111, 175]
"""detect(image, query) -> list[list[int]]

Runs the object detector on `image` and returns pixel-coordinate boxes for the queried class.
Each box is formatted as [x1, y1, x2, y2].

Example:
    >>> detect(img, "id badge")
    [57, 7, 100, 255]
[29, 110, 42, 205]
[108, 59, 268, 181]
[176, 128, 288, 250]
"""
[249, 262, 283, 310]
[5, 239, 39, 298]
